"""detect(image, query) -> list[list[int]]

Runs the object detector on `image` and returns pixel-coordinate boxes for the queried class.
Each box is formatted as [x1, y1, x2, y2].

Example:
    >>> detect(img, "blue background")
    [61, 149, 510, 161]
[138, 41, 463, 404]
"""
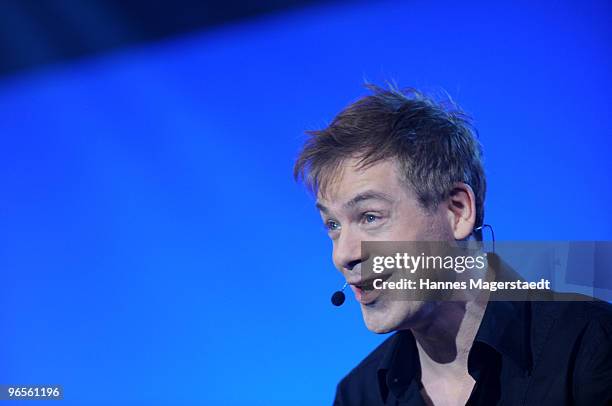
[1, 0, 611, 404]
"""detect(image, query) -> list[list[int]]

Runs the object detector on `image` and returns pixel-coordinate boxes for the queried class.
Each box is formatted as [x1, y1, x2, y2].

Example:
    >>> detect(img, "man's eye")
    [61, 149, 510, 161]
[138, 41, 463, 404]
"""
[326, 219, 340, 231]
[363, 213, 378, 224]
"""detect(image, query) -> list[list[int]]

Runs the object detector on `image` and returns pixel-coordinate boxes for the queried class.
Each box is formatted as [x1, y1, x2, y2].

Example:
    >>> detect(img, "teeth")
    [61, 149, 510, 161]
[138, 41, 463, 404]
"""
[360, 281, 374, 290]
[352, 280, 375, 290]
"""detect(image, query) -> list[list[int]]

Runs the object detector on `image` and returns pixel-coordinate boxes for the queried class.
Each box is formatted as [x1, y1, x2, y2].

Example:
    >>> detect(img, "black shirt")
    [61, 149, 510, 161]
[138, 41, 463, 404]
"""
[333, 298, 612, 405]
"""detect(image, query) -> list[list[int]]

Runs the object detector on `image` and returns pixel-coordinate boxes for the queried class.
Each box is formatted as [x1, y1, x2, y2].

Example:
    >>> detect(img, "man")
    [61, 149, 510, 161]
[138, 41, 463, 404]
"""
[293, 84, 612, 405]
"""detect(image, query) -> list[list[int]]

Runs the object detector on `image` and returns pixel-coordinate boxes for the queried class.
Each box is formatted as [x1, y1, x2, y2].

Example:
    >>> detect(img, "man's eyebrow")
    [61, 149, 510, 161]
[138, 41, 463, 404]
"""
[316, 190, 394, 214]
[315, 201, 328, 214]
[344, 190, 394, 208]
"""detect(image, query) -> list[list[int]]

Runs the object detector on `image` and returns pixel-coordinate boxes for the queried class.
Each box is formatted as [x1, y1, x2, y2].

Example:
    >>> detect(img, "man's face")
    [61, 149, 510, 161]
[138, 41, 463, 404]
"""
[316, 157, 454, 333]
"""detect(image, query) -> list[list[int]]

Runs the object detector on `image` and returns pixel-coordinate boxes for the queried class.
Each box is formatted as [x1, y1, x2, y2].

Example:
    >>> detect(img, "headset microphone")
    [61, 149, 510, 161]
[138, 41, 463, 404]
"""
[331, 282, 348, 306]
[474, 224, 495, 253]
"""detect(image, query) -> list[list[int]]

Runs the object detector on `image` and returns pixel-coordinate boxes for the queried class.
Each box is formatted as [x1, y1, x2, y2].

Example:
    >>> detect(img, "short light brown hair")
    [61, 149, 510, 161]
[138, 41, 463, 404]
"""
[294, 84, 487, 228]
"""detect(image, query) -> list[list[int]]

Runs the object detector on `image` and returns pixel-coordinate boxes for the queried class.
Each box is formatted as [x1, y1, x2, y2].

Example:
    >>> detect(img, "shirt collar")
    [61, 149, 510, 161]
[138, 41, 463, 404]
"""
[471, 253, 533, 373]
[469, 299, 532, 375]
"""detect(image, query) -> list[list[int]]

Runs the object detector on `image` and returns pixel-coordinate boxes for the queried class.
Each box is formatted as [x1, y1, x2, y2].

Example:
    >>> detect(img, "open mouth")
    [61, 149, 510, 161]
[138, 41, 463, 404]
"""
[354, 278, 376, 291]
[352, 271, 393, 290]
[349, 273, 392, 304]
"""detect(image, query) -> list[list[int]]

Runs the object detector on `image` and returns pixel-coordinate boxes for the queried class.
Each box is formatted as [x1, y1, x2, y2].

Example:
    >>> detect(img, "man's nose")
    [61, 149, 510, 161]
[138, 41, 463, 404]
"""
[333, 227, 363, 274]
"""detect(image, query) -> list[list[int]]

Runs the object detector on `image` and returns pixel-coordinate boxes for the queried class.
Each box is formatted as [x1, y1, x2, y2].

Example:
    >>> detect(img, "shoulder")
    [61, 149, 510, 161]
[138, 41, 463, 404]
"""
[533, 296, 612, 328]
[552, 298, 612, 354]
[532, 298, 612, 403]
[531, 297, 612, 351]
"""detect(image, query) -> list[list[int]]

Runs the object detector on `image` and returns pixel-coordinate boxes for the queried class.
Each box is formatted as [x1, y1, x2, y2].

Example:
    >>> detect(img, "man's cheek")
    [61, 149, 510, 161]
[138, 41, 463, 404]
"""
[332, 248, 342, 271]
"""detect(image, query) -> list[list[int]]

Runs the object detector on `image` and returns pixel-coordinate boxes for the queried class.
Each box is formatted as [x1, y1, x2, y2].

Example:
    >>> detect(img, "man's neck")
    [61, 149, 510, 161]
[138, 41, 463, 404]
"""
[411, 250, 493, 374]
[410, 299, 488, 406]
[412, 299, 487, 368]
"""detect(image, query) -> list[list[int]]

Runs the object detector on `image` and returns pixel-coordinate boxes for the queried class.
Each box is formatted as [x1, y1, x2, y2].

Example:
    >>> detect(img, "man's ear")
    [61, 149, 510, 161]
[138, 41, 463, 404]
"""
[446, 182, 476, 240]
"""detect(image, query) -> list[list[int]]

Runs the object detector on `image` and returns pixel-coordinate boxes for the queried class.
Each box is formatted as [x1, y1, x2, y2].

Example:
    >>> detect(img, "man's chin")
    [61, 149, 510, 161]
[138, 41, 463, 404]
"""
[364, 322, 395, 334]
[363, 314, 402, 334]
[361, 299, 428, 333]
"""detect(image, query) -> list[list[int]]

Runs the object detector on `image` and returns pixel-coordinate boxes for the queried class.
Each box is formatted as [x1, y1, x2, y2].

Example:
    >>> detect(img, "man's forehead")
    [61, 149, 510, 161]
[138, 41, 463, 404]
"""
[316, 159, 403, 208]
